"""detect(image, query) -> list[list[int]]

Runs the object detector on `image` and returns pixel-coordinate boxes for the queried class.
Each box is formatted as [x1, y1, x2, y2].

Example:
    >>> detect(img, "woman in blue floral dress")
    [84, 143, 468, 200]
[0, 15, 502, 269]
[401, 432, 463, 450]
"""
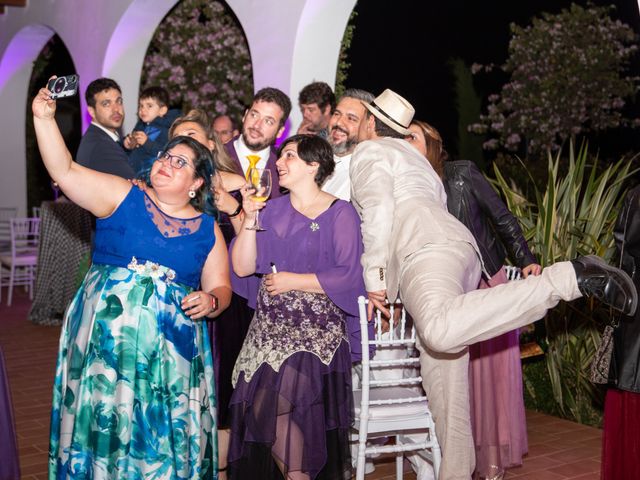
[33, 83, 231, 479]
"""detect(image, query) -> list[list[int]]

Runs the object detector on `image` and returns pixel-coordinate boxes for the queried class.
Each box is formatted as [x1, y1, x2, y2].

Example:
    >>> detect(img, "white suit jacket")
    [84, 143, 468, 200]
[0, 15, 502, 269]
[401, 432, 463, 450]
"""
[350, 137, 481, 302]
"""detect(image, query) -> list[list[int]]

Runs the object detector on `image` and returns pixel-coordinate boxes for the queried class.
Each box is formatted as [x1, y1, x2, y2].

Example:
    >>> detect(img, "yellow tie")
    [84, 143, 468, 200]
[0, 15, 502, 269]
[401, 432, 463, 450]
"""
[245, 155, 261, 181]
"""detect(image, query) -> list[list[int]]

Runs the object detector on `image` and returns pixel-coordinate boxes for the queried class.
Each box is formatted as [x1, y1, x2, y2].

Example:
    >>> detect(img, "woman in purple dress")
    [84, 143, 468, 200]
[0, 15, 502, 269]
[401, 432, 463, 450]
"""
[228, 134, 364, 479]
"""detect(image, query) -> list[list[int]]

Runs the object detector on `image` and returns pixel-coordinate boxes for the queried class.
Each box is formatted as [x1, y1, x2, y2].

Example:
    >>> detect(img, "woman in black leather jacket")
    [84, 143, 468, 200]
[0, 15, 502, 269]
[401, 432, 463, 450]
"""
[601, 185, 640, 480]
[408, 120, 541, 480]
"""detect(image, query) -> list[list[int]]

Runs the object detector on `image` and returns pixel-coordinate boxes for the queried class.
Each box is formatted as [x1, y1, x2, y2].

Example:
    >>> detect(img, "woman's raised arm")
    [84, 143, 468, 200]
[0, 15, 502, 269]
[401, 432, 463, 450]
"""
[32, 85, 130, 217]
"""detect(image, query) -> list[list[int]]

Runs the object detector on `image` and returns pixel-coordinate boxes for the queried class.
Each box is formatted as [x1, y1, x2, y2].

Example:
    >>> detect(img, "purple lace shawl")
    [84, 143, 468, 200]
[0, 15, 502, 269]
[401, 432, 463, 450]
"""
[231, 196, 367, 360]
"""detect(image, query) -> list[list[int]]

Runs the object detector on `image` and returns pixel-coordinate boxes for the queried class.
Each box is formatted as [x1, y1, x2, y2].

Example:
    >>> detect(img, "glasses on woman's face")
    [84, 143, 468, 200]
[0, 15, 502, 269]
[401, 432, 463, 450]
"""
[157, 151, 194, 170]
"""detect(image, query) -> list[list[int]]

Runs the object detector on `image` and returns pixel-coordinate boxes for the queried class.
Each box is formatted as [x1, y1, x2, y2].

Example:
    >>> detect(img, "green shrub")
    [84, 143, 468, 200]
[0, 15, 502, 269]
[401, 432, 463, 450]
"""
[492, 141, 637, 424]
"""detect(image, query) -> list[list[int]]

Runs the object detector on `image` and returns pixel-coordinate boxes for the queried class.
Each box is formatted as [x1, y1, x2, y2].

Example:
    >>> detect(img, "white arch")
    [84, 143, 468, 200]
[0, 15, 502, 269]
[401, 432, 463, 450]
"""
[226, 0, 357, 132]
[0, 0, 357, 213]
[103, 0, 179, 133]
[0, 1, 138, 214]
[0, 25, 54, 92]
[289, 0, 357, 126]
[0, 24, 57, 216]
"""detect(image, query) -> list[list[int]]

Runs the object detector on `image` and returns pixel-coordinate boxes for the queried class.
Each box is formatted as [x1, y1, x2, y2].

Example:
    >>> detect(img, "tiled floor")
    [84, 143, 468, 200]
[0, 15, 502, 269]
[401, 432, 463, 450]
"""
[0, 290, 602, 479]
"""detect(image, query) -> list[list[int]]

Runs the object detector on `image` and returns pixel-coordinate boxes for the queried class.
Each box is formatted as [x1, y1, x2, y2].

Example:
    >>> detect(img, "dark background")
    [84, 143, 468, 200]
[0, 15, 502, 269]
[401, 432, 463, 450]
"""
[345, 0, 640, 162]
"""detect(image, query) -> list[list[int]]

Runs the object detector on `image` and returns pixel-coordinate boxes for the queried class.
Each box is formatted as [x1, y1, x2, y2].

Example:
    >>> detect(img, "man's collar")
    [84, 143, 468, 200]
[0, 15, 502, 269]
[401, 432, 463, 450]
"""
[334, 149, 355, 160]
[91, 122, 120, 142]
[334, 153, 352, 165]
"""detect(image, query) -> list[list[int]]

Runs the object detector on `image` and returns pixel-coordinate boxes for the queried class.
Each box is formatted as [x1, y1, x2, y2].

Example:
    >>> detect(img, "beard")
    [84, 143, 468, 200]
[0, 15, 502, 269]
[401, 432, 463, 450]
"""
[243, 127, 277, 151]
[328, 126, 358, 156]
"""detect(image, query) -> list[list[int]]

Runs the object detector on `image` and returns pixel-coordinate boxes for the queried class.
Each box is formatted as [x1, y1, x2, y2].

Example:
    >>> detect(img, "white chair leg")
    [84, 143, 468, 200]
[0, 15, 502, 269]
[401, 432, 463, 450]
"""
[356, 440, 367, 480]
[29, 265, 34, 300]
[7, 265, 14, 306]
[432, 443, 442, 479]
[395, 435, 404, 479]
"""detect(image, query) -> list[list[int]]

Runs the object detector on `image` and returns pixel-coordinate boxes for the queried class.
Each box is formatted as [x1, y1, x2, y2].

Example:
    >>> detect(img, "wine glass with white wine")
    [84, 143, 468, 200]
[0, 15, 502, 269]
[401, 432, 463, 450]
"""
[246, 168, 272, 231]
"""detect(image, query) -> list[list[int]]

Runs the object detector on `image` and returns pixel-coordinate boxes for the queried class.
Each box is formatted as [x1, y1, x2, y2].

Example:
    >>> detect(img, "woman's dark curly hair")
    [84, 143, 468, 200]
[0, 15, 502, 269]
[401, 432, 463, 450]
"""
[277, 134, 335, 186]
[146, 135, 217, 217]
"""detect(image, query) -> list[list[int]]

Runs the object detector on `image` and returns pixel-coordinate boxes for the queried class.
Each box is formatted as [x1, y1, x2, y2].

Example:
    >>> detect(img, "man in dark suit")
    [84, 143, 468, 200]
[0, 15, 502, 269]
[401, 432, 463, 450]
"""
[224, 87, 291, 198]
[76, 78, 134, 179]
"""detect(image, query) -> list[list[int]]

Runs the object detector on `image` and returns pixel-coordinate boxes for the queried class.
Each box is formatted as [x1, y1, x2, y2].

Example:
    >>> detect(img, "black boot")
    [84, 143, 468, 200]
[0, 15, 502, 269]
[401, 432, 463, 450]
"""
[572, 255, 638, 316]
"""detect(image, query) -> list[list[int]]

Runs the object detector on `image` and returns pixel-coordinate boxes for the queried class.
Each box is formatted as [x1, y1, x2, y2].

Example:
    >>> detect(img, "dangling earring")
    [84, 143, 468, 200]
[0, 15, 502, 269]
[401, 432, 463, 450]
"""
[188, 190, 196, 199]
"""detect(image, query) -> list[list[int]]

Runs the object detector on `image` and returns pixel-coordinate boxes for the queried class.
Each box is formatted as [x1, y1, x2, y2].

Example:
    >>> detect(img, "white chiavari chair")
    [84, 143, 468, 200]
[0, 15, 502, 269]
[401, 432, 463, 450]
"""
[0, 217, 40, 305]
[352, 297, 441, 480]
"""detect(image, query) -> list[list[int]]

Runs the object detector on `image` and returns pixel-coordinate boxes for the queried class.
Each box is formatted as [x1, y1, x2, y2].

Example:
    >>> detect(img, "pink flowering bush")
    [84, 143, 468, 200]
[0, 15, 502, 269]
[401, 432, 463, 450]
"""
[470, 4, 638, 156]
[141, 0, 253, 120]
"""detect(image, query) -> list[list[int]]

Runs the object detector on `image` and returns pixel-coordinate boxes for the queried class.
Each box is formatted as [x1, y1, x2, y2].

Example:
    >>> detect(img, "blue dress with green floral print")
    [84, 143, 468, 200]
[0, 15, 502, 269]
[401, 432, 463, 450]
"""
[49, 187, 218, 479]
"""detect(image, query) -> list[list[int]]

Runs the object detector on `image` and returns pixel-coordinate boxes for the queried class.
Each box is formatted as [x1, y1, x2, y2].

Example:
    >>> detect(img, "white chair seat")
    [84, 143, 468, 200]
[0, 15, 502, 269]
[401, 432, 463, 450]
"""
[353, 388, 432, 437]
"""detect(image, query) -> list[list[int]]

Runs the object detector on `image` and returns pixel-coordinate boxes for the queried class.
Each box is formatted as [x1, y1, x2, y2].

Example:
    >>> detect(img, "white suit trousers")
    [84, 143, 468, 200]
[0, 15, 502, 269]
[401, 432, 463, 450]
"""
[399, 241, 581, 480]
[400, 242, 581, 354]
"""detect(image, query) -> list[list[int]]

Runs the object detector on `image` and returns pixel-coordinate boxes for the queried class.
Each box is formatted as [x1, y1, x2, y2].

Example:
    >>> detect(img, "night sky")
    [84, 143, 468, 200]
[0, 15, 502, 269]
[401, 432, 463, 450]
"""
[345, 0, 640, 161]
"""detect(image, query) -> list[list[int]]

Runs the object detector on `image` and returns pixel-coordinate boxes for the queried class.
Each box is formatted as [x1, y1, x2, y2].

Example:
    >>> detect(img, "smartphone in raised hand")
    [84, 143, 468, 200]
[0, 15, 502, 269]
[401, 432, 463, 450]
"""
[47, 75, 79, 100]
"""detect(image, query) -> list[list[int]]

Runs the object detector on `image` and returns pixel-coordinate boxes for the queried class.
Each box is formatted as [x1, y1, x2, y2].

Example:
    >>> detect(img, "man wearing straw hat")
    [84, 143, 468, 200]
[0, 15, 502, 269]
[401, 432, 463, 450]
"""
[349, 88, 637, 479]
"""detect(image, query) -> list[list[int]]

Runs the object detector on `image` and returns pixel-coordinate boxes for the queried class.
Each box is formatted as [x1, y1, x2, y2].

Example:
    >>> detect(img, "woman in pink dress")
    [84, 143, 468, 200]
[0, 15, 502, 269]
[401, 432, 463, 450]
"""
[408, 121, 541, 480]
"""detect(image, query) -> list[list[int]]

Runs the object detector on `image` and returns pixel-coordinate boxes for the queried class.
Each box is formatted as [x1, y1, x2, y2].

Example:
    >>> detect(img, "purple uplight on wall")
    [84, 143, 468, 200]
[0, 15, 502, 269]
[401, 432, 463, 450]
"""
[0, 24, 53, 91]
[275, 120, 292, 148]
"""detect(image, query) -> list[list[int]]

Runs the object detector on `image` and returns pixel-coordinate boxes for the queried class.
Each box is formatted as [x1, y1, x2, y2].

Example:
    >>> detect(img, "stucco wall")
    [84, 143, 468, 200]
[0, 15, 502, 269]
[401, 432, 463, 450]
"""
[0, 0, 356, 214]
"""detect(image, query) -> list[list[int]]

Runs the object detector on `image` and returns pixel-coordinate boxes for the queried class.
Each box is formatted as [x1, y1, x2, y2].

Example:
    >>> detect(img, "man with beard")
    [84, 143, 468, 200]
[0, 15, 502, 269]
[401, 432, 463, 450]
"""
[322, 88, 375, 200]
[350, 89, 637, 479]
[76, 78, 134, 179]
[225, 87, 291, 198]
[218, 87, 291, 471]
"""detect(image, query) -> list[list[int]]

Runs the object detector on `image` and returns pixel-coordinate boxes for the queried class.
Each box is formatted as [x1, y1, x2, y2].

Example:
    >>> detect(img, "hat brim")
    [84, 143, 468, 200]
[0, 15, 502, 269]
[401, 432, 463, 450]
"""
[363, 101, 412, 136]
